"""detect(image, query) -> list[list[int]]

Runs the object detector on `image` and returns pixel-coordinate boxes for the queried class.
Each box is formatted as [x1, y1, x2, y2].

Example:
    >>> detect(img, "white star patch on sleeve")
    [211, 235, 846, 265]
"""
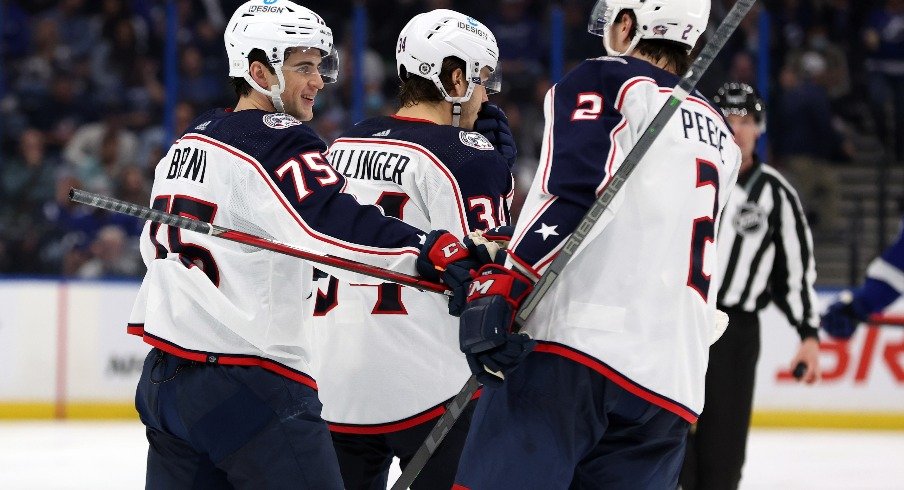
[534, 223, 559, 241]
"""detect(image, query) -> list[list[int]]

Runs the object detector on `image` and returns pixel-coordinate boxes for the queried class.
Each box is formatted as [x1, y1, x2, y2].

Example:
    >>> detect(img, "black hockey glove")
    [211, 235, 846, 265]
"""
[416, 230, 478, 316]
[821, 291, 868, 339]
[462, 225, 515, 265]
[473, 103, 517, 169]
[459, 264, 536, 386]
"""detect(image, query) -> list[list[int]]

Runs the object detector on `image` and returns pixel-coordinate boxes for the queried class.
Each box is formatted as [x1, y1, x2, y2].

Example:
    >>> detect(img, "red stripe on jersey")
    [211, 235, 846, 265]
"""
[140, 332, 319, 391]
[507, 252, 541, 280]
[615, 76, 657, 111]
[452, 485, 471, 490]
[389, 114, 437, 124]
[327, 389, 482, 435]
[181, 134, 418, 258]
[333, 137, 471, 236]
[126, 323, 144, 336]
[602, 118, 630, 192]
[533, 343, 699, 423]
[509, 195, 556, 250]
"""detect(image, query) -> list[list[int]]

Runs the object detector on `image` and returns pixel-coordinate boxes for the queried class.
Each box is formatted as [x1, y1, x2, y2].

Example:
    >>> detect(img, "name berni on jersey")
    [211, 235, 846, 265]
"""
[329, 148, 410, 185]
[166, 146, 207, 183]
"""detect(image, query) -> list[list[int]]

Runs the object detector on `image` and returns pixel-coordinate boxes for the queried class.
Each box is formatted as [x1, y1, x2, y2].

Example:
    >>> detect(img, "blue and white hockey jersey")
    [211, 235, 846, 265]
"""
[127, 109, 424, 389]
[508, 57, 741, 422]
[312, 115, 513, 430]
[851, 217, 904, 315]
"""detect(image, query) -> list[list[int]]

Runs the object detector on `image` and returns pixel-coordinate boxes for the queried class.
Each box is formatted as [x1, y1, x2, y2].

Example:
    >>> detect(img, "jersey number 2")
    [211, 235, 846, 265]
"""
[687, 159, 720, 301]
[313, 192, 410, 316]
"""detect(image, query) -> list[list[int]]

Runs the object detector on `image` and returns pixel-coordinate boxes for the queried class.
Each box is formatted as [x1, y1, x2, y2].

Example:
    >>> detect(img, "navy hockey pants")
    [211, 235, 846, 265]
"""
[135, 348, 343, 489]
[454, 350, 690, 490]
[330, 401, 477, 490]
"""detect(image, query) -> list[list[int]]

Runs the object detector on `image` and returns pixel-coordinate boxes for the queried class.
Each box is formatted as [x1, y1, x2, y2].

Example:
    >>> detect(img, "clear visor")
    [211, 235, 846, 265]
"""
[587, 0, 611, 37]
[479, 65, 502, 94]
[282, 46, 340, 84]
[484, 68, 502, 94]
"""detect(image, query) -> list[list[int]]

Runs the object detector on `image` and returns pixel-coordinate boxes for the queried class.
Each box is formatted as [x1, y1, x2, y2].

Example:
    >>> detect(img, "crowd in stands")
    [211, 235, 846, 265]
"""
[0, 0, 901, 279]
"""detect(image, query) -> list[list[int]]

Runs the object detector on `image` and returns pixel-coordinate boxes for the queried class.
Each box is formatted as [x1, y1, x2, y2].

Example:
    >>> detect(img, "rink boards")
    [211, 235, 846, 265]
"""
[0, 279, 901, 428]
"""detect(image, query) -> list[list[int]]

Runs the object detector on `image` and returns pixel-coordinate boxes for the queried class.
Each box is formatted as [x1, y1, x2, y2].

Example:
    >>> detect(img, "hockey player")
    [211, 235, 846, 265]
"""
[130, 2, 474, 488]
[453, 0, 743, 488]
[679, 82, 821, 490]
[822, 217, 904, 339]
[311, 9, 515, 489]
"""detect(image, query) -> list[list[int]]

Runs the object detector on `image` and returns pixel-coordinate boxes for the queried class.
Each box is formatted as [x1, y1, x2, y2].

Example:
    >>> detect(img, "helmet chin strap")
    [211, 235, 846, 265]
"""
[244, 68, 288, 113]
[603, 22, 642, 57]
[451, 102, 462, 128]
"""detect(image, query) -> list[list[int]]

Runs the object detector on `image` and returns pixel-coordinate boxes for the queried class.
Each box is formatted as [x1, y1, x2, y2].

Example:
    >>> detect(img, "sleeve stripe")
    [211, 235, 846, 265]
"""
[334, 137, 470, 236]
[540, 85, 556, 195]
[615, 76, 657, 111]
[598, 117, 630, 195]
[510, 195, 557, 250]
[183, 134, 419, 257]
[867, 257, 904, 294]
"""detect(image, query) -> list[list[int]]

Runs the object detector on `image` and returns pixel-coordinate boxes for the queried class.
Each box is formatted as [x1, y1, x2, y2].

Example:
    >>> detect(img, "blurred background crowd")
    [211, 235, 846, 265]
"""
[0, 0, 902, 285]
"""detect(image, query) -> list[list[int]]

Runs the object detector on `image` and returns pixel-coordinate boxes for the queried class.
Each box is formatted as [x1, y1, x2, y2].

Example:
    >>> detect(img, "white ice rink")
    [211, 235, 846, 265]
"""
[0, 422, 902, 489]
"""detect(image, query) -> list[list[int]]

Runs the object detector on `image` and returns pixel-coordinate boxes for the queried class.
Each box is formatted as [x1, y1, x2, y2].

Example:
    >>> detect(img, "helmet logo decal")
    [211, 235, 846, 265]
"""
[249, 5, 284, 13]
[419, 63, 431, 75]
[263, 0, 277, 4]
[652, 25, 668, 36]
[456, 20, 488, 39]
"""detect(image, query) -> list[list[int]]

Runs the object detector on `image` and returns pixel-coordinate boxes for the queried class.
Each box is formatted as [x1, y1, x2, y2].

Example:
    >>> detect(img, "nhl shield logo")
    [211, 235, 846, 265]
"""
[419, 62, 431, 75]
[459, 131, 494, 151]
[263, 113, 303, 129]
[732, 202, 768, 235]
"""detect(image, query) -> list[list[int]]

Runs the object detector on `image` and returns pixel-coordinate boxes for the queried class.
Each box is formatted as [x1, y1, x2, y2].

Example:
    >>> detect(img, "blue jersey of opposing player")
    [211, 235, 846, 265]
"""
[313, 114, 514, 429]
[128, 108, 426, 388]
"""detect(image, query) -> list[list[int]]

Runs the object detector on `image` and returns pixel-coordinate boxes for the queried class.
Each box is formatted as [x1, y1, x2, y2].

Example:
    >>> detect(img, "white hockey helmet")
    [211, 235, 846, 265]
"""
[588, 0, 711, 56]
[224, 0, 338, 112]
[395, 9, 501, 105]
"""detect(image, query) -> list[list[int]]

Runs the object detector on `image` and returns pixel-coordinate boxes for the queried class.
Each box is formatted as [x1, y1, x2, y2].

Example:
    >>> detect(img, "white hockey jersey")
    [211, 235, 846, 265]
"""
[127, 109, 424, 389]
[508, 57, 741, 421]
[312, 115, 513, 431]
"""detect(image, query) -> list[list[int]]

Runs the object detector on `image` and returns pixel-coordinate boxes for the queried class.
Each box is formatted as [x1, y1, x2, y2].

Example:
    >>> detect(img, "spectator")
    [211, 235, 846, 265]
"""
[773, 55, 850, 233]
[864, 0, 904, 161]
[63, 106, 139, 193]
[1, 129, 59, 225]
[76, 224, 143, 279]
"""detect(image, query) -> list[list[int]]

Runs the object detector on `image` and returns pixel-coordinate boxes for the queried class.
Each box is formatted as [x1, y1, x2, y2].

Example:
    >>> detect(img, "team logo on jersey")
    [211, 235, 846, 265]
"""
[732, 202, 767, 235]
[263, 113, 303, 129]
[652, 25, 669, 36]
[459, 131, 494, 151]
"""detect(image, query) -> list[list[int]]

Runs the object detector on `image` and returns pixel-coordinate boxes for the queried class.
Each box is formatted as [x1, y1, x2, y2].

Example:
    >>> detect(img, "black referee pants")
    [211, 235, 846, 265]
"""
[680, 309, 760, 490]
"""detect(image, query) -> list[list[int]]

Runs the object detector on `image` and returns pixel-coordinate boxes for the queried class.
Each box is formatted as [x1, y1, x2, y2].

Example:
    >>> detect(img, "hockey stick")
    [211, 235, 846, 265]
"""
[391, 1, 758, 488]
[68, 188, 450, 295]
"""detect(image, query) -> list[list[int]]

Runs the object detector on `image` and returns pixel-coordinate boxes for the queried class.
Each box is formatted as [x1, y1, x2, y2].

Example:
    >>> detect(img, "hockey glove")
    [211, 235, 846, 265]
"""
[459, 264, 537, 386]
[463, 225, 515, 265]
[473, 103, 517, 169]
[821, 291, 868, 340]
[416, 230, 477, 316]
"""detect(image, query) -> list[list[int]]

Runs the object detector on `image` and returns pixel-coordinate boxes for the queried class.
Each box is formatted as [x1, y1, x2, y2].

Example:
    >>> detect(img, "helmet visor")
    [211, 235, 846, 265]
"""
[587, 0, 613, 37]
[483, 66, 502, 94]
[282, 46, 340, 84]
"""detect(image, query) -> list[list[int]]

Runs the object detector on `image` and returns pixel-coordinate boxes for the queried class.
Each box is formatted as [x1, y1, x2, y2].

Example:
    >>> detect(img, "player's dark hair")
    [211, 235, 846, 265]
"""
[230, 48, 276, 98]
[398, 56, 467, 107]
[616, 9, 693, 75]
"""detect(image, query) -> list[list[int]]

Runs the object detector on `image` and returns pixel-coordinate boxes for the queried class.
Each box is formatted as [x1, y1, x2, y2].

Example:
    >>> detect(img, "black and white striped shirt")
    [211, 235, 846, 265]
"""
[716, 162, 819, 339]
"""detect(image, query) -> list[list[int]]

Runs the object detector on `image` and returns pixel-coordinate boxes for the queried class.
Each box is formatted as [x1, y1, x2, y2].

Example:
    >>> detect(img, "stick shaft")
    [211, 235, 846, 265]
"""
[68, 188, 449, 295]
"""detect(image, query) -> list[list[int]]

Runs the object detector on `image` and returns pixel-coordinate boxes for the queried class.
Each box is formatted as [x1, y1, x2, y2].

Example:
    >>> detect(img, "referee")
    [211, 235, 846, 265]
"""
[679, 82, 822, 490]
